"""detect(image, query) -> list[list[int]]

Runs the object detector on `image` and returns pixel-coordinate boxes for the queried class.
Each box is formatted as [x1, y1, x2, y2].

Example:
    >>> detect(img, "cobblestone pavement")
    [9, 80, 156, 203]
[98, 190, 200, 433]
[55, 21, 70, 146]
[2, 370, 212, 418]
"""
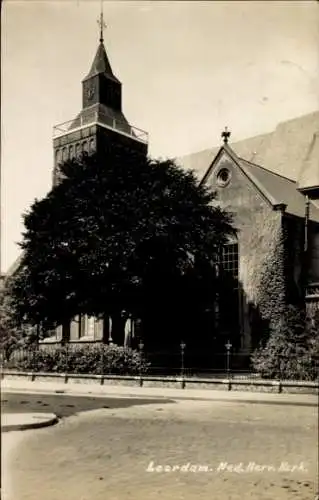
[2, 399, 318, 500]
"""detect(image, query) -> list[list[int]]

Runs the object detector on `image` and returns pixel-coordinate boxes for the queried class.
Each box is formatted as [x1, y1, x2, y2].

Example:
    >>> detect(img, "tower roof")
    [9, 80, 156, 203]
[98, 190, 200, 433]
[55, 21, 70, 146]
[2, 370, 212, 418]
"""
[83, 41, 120, 83]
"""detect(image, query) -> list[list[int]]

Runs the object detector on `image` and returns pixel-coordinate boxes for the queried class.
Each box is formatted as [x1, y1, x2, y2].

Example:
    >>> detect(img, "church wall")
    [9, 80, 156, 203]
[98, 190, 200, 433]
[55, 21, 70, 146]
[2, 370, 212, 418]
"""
[96, 127, 148, 158]
[308, 224, 319, 283]
[206, 154, 286, 351]
[283, 215, 304, 304]
[306, 223, 319, 313]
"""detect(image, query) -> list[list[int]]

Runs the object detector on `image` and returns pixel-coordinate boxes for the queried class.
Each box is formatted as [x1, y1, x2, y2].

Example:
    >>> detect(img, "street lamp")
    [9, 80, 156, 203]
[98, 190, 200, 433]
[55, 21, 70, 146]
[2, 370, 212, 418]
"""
[180, 341, 186, 378]
[108, 316, 113, 345]
[225, 340, 232, 378]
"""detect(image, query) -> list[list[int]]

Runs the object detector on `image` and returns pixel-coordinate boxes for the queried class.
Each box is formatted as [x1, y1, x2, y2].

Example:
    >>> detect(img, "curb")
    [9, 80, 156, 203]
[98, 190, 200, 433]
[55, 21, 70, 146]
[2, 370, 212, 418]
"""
[1, 413, 59, 433]
[2, 387, 318, 407]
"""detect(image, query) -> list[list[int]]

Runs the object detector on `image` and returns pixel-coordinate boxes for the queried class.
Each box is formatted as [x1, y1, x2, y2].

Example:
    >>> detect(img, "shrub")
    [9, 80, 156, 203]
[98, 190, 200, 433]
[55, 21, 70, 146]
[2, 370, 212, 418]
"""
[8, 344, 150, 375]
[251, 305, 318, 381]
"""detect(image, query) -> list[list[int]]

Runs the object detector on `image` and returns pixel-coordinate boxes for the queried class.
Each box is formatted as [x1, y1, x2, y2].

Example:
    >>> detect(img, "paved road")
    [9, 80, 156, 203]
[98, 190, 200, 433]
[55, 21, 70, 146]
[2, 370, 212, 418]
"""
[1, 392, 172, 418]
[2, 396, 317, 500]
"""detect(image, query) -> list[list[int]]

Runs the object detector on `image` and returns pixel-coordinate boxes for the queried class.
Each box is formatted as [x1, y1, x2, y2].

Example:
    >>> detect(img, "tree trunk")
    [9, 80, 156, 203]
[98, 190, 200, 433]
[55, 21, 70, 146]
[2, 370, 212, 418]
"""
[102, 313, 111, 344]
[108, 311, 123, 345]
[61, 321, 70, 344]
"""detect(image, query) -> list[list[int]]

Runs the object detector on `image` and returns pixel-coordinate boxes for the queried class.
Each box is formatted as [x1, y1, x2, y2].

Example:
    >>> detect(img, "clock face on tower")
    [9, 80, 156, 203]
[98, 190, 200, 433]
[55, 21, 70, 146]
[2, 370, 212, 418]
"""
[87, 85, 95, 100]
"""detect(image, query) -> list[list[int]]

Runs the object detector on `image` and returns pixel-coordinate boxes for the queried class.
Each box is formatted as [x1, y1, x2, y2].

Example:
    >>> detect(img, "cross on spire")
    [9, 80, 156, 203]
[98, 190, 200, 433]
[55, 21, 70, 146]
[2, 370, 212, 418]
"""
[97, 1, 107, 43]
[221, 126, 231, 144]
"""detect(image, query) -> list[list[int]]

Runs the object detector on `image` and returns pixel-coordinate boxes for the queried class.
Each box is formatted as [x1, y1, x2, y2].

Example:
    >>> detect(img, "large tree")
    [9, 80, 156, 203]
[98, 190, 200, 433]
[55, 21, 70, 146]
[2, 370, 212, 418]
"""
[11, 151, 235, 346]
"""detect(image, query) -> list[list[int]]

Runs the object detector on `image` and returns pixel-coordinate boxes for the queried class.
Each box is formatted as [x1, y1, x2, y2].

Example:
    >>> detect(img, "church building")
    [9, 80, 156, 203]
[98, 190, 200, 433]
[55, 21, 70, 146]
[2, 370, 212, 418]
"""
[5, 15, 319, 355]
[178, 113, 319, 352]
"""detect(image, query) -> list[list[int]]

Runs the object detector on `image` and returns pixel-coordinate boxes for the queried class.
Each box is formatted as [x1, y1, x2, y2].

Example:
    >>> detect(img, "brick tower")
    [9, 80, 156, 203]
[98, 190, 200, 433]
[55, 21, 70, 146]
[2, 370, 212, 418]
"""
[52, 10, 148, 343]
[52, 10, 148, 186]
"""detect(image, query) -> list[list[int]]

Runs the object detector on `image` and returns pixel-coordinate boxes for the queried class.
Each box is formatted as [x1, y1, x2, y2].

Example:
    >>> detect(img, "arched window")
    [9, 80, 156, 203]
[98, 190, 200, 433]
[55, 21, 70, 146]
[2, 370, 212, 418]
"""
[69, 145, 74, 159]
[56, 149, 62, 165]
[75, 143, 81, 158]
[62, 147, 68, 162]
[82, 141, 88, 154]
[89, 137, 95, 153]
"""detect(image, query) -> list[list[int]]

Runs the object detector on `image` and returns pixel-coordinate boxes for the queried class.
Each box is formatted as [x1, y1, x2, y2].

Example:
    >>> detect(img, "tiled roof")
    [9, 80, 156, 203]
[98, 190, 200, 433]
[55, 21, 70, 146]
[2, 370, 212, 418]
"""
[176, 132, 272, 182]
[69, 103, 131, 134]
[298, 132, 319, 190]
[3, 254, 24, 283]
[177, 111, 319, 189]
[83, 42, 120, 83]
[257, 111, 319, 187]
[238, 158, 319, 221]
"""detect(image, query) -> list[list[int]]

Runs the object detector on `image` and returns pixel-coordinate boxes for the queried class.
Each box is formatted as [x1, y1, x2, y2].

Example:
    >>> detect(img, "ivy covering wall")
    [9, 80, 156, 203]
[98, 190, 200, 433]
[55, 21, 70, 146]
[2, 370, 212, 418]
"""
[207, 154, 288, 349]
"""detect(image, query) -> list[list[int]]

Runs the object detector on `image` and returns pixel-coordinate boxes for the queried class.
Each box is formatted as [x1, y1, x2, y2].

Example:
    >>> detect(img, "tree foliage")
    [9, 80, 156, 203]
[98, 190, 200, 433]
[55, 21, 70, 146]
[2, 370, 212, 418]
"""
[11, 151, 235, 341]
[0, 282, 37, 361]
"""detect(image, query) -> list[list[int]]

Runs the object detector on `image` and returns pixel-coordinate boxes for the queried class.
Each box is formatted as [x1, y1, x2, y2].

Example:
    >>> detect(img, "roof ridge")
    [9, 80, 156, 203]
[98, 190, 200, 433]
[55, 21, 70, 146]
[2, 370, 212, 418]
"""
[178, 130, 273, 160]
[274, 109, 319, 128]
[238, 157, 297, 183]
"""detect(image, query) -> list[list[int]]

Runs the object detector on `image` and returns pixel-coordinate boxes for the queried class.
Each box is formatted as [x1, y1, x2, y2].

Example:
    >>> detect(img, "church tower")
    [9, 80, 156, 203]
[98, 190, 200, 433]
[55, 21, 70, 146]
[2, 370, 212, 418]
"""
[52, 8, 148, 343]
[52, 9, 148, 186]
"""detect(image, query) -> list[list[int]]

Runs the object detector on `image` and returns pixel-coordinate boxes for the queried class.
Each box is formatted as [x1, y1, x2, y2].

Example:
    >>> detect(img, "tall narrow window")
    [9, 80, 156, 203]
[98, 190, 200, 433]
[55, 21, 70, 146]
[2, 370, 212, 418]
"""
[221, 243, 239, 286]
[56, 149, 62, 165]
[216, 241, 240, 343]
[78, 314, 86, 338]
[75, 143, 81, 158]
[89, 137, 95, 153]
[87, 316, 95, 338]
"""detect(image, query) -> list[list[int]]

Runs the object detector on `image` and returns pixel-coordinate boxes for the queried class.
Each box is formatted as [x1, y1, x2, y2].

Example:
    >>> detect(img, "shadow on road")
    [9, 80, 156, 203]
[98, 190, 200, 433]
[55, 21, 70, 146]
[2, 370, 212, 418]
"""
[1, 393, 174, 418]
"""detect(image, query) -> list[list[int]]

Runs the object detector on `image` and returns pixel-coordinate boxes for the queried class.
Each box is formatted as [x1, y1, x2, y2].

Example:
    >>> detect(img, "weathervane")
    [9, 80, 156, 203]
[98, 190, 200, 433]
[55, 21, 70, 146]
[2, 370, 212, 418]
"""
[221, 126, 231, 144]
[97, 0, 107, 43]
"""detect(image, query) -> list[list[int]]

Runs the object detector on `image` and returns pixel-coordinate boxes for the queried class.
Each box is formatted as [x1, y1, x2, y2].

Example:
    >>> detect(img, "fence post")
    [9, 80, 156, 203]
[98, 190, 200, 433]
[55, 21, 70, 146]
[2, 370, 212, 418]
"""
[31, 325, 40, 380]
[138, 340, 144, 387]
[225, 340, 232, 378]
[32, 344, 36, 377]
[180, 341, 186, 389]
[64, 343, 69, 383]
[100, 345, 104, 385]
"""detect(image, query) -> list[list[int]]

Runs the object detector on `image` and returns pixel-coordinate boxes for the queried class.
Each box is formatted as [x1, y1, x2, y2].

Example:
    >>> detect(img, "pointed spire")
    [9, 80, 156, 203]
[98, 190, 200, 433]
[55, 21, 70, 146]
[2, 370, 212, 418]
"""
[83, 2, 120, 83]
[85, 43, 119, 81]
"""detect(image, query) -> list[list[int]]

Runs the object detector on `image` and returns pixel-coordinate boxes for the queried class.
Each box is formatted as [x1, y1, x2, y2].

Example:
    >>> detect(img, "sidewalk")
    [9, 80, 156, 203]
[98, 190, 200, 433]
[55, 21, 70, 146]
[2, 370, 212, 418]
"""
[2, 378, 318, 407]
[1, 412, 58, 433]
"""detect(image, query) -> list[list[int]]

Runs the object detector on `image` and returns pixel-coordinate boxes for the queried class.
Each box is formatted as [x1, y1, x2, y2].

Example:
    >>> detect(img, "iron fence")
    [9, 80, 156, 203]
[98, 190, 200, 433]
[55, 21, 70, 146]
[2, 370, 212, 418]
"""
[2, 344, 318, 382]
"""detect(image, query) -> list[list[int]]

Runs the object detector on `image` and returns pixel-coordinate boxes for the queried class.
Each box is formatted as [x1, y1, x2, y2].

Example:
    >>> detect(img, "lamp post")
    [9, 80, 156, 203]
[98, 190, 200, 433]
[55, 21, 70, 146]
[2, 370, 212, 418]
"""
[180, 341, 186, 378]
[225, 340, 232, 379]
[138, 340, 144, 387]
[108, 316, 113, 345]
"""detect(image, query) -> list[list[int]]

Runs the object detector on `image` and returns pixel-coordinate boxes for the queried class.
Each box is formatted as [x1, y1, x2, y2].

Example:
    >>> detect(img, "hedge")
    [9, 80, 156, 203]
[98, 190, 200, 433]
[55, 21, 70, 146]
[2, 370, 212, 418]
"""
[7, 344, 150, 375]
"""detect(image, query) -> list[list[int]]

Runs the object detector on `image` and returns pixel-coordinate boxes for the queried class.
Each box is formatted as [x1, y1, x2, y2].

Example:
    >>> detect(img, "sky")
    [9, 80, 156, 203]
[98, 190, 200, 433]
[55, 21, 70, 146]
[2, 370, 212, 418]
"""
[1, 0, 319, 273]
